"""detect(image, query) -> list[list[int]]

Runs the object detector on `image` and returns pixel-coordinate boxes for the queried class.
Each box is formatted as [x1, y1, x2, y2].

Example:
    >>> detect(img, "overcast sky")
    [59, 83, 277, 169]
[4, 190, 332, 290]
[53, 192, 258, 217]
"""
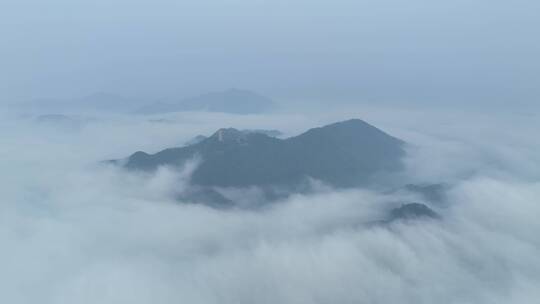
[1, 0, 539, 106]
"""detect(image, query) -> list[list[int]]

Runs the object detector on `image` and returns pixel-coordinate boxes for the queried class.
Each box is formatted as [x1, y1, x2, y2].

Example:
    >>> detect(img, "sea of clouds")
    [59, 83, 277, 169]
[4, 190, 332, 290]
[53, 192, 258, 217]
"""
[0, 107, 539, 303]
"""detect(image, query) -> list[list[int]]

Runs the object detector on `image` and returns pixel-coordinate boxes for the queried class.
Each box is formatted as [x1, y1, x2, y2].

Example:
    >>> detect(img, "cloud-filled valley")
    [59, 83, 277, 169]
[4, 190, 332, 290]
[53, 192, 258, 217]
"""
[2, 0, 539, 301]
[0, 107, 539, 303]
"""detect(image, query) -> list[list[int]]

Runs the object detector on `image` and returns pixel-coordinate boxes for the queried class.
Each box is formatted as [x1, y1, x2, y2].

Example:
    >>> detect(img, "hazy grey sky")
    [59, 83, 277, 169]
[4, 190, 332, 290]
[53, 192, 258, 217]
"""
[1, 0, 539, 106]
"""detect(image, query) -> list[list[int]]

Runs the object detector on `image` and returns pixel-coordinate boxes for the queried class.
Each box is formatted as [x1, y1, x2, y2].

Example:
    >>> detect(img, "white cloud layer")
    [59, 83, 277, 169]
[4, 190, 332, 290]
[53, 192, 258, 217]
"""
[0, 108, 539, 303]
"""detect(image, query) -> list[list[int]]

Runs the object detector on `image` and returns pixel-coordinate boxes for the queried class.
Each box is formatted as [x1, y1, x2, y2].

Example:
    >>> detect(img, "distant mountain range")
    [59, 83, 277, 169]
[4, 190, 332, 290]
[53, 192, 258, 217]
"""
[16, 89, 275, 116]
[33, 114, 97, 130]
[134, 89, 276, 115]
[113, 119, 405, 192]
[17, 92, 145, 114]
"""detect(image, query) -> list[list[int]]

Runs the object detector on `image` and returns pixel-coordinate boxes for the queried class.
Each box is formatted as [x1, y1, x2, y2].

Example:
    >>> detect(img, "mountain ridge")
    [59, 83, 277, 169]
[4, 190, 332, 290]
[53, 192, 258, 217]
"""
[117, 119, 405, 189]
[135, 89, 276, 115]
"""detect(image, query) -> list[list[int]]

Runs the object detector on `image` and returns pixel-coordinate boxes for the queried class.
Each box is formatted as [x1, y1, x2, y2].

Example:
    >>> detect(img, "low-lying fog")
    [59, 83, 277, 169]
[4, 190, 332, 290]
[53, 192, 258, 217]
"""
[1, 107, 539, 303]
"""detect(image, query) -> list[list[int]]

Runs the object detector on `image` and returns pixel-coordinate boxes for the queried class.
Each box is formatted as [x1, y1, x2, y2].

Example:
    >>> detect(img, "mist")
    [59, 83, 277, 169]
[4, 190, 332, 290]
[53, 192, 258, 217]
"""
[0, 107, 539, 303]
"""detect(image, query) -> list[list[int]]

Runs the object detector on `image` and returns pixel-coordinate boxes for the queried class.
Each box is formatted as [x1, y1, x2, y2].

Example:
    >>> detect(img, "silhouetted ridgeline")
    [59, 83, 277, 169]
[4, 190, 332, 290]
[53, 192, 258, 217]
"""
[114, 119, 405, 189]
[135, 89, 276, 115]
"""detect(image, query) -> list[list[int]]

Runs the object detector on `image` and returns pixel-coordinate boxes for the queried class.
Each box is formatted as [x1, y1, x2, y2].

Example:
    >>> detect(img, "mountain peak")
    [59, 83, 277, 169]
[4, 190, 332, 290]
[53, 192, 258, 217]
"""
[288, 118, 404, 149]
[318, 119, 382, 132]
[134, 89, 275, 115]
[389, 203, 440, 221]
[210, 128, 246, 143]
